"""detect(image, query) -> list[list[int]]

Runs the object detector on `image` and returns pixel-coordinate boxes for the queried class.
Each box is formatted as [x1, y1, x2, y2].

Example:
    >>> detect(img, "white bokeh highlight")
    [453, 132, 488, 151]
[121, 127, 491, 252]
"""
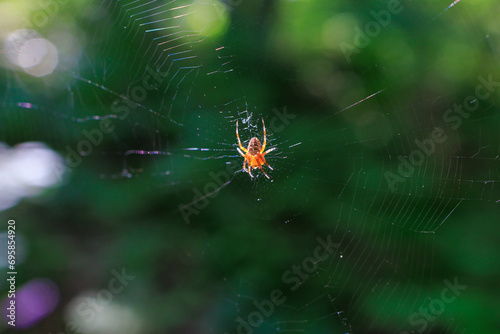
[66, 295, 143, 334]
[0, 142, 64, 211]
[4, 29, 59, 77]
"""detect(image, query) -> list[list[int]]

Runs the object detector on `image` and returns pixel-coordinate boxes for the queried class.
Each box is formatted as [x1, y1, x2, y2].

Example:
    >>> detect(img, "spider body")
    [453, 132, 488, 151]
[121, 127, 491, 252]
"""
[236, 119, 276, 179]
[247, 137, 261, 155]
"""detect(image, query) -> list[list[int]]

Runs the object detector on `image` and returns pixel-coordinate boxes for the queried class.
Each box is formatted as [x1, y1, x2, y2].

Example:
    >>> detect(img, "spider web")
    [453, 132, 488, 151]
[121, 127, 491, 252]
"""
[1, 0, 500, 333]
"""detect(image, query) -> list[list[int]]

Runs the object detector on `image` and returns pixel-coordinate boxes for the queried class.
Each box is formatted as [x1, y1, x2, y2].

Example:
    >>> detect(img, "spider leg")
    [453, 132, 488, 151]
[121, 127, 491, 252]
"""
[265, 161, 273, 170]
[236, 120, 248, 153]
[248, 165, 254, 178]
[237, 147, 246, 157]
[259, 165, 270, 179]
[262, 147, 276, 156]
[260, 118, 267, 153]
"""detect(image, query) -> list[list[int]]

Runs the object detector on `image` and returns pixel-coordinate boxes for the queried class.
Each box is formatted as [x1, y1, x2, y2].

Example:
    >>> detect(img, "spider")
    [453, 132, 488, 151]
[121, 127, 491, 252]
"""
[236, 118, 276, 179]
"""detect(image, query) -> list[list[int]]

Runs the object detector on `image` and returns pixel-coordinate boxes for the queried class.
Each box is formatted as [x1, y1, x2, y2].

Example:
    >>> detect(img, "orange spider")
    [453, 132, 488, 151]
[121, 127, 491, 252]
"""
[236, 118, 276, 179]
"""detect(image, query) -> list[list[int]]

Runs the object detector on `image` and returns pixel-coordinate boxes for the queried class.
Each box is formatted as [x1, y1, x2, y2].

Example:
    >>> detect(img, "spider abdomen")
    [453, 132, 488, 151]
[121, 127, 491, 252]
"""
[248, 137, 262, 155]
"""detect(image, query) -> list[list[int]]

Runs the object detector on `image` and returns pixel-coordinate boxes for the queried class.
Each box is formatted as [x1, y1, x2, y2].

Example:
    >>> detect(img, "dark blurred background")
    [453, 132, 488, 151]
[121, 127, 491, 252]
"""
[1, 0, 499, 333]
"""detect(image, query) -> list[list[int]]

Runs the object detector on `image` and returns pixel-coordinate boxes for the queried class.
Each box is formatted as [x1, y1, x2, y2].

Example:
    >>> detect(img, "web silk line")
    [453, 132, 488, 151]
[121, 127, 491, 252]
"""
[446, 0, 462, 11]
